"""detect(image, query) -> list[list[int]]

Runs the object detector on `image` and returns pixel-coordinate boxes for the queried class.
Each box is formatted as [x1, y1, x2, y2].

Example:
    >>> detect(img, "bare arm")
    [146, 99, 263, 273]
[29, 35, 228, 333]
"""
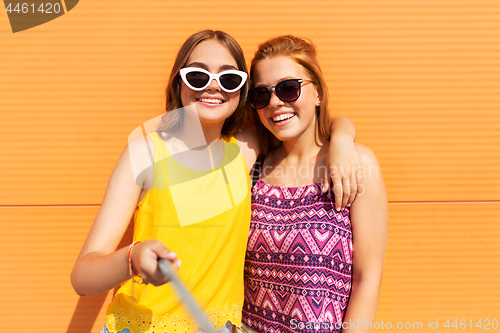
[332, 115, 356, 138]
[324, 116, 360, 212]
[236, 116, 356, 180]
[234, 129, 259, 173]
[341, 143, 388, 332]
[70, 143, 178, 296]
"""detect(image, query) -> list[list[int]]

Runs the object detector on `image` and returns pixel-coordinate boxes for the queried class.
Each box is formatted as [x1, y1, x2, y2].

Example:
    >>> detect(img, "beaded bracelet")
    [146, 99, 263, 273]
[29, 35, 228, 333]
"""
[127, 241, 141, 277]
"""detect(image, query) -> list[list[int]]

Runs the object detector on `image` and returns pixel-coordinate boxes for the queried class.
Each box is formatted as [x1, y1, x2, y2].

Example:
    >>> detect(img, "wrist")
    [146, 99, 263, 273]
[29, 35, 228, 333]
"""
[330, 116, 357, 138]
[330, 131, 355, 143]
[127, 241, 141, 277]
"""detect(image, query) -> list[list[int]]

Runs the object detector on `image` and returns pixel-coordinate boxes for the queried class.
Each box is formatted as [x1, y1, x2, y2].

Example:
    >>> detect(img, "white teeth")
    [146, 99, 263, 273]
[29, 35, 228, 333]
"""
[273, 113, 294, 122]
[199, 98, 223, 104]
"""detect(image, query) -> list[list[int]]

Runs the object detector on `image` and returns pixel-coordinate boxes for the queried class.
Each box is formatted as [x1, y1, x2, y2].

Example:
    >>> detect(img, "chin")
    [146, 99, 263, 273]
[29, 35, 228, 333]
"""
[267, 132, 290, 142]
[273, 129, 302, 142]
[197, 111, 233, 124]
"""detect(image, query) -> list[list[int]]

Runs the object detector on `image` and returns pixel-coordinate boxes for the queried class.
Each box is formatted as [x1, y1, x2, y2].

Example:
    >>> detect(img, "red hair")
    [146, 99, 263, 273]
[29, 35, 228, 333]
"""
[249, 35, 331, 156]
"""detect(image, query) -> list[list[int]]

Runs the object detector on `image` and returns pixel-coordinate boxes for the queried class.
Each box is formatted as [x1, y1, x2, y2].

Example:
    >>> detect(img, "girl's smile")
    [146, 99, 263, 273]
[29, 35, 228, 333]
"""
[270, 112, 296, 125]
[252, 56, 320, 144]
[180, 40, 241, 128]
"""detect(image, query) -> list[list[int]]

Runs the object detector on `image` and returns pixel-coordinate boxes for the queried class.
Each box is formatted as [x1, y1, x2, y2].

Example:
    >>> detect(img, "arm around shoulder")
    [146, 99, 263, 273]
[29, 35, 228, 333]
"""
[324, 116, 359, 208]
[330, 115, 356, 139]
[234, 129, 259, 172]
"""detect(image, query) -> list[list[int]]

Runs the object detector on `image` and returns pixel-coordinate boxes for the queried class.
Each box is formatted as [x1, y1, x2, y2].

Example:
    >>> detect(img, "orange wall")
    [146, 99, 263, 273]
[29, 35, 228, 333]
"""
[1, 0, 499, 332]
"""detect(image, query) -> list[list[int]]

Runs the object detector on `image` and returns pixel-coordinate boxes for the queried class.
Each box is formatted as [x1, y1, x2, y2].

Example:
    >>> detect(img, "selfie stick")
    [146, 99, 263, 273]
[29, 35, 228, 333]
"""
[158, 259, 218, 333]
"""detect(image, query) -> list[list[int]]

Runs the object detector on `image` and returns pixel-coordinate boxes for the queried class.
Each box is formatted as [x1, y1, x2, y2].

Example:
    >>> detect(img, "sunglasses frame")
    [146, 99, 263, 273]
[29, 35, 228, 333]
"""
[248, 79, 313, 109]
[179, 67, 248, 93]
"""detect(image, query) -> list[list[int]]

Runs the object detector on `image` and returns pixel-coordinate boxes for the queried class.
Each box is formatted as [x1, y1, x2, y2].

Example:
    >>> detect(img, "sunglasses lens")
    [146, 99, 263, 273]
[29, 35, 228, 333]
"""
[185, 71, 210, 89]
[248, 87, 271, 109]
[219, 73, 243, 91]
[276, 80, 301, 102]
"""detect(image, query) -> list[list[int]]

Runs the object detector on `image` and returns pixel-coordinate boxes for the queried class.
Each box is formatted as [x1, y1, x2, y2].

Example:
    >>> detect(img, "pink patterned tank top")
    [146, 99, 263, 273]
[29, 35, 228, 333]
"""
[242, 176, 352, 333]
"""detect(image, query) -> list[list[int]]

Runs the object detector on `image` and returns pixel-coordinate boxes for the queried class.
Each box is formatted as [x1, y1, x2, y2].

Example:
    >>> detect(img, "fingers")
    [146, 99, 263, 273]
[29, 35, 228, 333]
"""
[329, 166, 360, 211]
[341, 178, 351, 209]
[131, 240, 180, 286]
[329, 166, 343, 211]
[333, 182, 343, 212]
[346, 167, 358, 207]
[159, 248, 182, 270]
[356, 166, 363, 197]
[321, 169, 330, 193]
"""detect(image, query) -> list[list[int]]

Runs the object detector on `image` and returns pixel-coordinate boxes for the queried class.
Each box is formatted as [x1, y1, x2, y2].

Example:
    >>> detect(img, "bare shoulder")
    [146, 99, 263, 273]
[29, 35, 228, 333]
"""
[78, 140, 146, 257]
[354, 142, 379, 167]
[351, 142, 387, 214]
[127, 134, 155, 160]
[102, 135, 154, 210]
[350, 142, 388, 234]
[348, 142, 388, 283]
[105, 139, 147, 198]
[234, 128, 259, 152]
[234, 129, 259, 171]
[353, 142, 382, 180]
[126, 134, 155, 188]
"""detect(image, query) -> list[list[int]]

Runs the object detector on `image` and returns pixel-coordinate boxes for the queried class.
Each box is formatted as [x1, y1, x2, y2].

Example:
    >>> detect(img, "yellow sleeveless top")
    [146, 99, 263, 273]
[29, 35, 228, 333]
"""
[105, 132, 251, 333]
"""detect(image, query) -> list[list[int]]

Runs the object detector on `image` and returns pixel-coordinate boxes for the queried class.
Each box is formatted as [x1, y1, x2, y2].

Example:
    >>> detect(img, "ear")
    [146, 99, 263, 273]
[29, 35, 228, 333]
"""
[315, 94, 321, 107]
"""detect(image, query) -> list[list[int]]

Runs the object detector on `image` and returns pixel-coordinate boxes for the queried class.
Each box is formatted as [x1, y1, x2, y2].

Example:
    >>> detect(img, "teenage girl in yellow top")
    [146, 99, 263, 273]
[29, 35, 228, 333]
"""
[70, 30, 359, 333]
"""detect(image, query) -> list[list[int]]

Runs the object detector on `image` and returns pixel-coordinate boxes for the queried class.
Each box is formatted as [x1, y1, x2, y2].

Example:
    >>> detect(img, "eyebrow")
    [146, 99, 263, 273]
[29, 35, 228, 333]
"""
[185, 62, 239, 71]
[254, 76, 298, 88]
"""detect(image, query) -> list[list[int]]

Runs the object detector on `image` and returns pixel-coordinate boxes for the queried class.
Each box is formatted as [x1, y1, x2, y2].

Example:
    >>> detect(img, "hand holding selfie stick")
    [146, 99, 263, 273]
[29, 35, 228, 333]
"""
[158, 259, 218, 333]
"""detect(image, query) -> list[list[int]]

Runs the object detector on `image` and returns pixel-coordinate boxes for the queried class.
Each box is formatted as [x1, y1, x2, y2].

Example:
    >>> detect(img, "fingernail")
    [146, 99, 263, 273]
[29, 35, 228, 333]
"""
[336, 207, 340, 212]
[357, 193, 361, 197]
[177, 260, 182, 267]
[347, 204, 351, 208]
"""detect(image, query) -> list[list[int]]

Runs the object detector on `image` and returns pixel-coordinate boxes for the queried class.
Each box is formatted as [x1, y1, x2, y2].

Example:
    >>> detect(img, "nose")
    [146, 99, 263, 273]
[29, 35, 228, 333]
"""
[206, 78, 221, 91]
[269, 88, 284, 108]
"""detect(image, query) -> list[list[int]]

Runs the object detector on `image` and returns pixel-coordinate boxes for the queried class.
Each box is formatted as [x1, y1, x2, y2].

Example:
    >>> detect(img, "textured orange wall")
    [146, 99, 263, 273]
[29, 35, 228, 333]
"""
[1, 1, 499, 332]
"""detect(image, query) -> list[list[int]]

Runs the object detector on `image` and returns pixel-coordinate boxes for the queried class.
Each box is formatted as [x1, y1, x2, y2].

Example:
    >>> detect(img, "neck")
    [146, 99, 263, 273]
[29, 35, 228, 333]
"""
[174, 107, 225, 148]
[200, 122, 225, 143]
[262, 128, 329, 187]
[165, 110, 226, 171]
[280, 127, 327, 162]
[280, 140, 327, 166]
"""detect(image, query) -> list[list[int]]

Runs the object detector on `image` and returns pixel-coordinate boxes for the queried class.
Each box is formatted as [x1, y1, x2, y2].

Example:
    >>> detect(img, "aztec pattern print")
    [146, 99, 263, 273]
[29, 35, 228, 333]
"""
[242, 179, 352, 333]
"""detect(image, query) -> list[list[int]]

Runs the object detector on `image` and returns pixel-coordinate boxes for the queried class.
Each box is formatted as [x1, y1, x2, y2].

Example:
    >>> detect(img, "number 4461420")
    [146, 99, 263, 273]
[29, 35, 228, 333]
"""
[5, 3, 62, 14]
[444, 319, 498, 330]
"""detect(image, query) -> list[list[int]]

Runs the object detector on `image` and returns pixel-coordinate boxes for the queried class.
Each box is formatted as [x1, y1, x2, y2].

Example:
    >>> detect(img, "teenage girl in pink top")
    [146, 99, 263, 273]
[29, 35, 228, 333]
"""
[242, 36, 388, 333]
